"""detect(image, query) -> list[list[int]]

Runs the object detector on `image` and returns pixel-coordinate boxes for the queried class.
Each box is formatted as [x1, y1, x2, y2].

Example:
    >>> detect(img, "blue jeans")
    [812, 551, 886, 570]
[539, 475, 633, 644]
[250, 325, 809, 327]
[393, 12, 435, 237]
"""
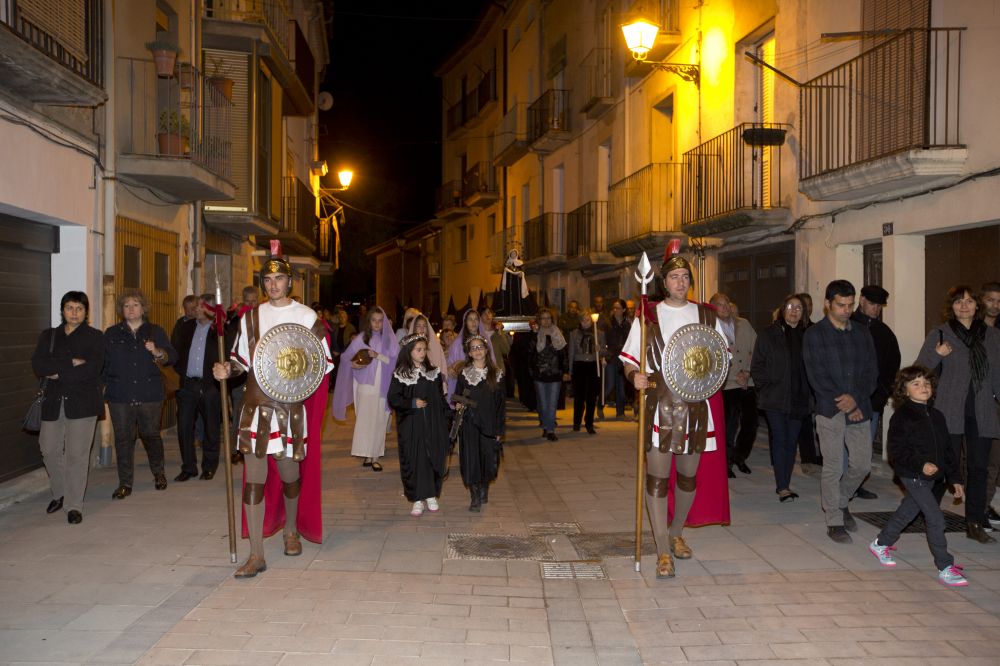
[766, 410, 803, 493]
[603, 358, 626, 416]
[535, 381, 560, 432]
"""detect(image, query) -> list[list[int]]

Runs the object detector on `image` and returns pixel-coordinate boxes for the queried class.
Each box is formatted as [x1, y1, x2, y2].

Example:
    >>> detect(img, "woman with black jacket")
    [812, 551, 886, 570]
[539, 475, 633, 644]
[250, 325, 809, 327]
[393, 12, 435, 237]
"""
[751, 294, 810, 502]
[530, 308, 568, 441]
[31, 291, 104, 524]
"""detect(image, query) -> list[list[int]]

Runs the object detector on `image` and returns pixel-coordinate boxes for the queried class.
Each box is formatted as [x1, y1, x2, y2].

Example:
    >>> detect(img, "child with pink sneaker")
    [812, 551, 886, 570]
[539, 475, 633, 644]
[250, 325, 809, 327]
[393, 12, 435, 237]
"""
[868, 365, 968, 587]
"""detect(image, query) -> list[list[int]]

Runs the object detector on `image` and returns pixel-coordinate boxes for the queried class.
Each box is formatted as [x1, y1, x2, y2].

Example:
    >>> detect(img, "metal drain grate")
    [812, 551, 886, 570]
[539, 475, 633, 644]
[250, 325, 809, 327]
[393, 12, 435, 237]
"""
[568, 531, 657, 559]
[528, 522, 582, 535]
[854, 510, 967, 534]
[541, 561, 607, 580]
[447, 533, 556, 561]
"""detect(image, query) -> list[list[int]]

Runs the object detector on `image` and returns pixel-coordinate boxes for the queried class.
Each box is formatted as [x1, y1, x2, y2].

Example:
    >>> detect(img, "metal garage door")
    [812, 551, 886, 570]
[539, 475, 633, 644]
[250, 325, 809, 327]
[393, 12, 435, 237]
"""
[0, 215, 57, 482]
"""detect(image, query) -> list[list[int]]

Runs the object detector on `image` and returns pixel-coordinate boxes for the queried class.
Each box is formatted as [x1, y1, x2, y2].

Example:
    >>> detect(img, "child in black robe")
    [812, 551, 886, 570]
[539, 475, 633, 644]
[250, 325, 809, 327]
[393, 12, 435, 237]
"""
[453, 334, 506, 511]
[388, 333, 451, 517]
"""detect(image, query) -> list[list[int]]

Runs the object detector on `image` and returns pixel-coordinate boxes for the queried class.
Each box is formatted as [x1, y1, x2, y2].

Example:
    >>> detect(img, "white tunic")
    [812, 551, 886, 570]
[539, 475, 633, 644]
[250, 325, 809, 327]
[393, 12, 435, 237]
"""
[230, 301, 334, 456]
[619, 301, 727, 453]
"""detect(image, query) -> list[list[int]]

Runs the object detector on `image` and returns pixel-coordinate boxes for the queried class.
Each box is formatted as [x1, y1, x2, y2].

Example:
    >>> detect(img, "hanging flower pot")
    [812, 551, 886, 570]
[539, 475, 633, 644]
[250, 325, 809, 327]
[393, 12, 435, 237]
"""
[208, 76, 234, 102]
[741, 126, 787, 147]
[146, 40, 180, 77]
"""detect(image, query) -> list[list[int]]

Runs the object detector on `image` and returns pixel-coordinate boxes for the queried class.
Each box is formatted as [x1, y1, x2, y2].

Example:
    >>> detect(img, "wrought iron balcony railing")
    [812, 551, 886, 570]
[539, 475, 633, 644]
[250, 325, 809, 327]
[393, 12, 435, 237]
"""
[435, 179, 466, 213]
[281, 175, 317, 242]
[581, 48, 613, 114]
[608, 162, 682, 254]
[117, 57, 232, 180]
[1, 0, 103, 89]
[204, 0, 291, 62]
[566, 201, 609, 259]
[528, 89, 570, 143]
[682, 123, 787, 226]
[462, 161, 497, 201]
[446, 69, 497, 135]
[799, 27, 964, 180]
[524, 213, 566, 262]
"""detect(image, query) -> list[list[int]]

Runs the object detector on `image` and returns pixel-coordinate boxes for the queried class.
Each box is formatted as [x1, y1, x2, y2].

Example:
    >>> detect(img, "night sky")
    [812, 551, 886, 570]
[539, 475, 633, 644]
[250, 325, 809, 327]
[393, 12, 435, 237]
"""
[319, 0, 491, 304]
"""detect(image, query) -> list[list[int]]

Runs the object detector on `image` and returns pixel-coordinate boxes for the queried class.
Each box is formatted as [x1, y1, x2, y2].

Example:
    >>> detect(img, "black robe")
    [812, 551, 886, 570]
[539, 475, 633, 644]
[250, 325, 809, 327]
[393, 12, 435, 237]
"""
[388, 367, 450, 502]
[454, 365, 506, 486]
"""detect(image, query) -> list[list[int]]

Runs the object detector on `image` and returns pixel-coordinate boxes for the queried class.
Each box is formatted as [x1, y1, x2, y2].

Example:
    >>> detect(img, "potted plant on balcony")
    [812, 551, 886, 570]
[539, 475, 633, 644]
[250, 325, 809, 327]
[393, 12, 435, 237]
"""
[741, 125, 787, 146]
[146, 40, 180, 77]
[207, 57, 234, 103]
[157, 110, 190, 156]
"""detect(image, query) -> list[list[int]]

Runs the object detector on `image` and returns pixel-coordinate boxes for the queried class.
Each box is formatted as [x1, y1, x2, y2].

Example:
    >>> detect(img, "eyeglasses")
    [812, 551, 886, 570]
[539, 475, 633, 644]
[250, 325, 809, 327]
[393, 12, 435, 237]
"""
[469, 345, 486, 351]
[785, 304, 803, 311]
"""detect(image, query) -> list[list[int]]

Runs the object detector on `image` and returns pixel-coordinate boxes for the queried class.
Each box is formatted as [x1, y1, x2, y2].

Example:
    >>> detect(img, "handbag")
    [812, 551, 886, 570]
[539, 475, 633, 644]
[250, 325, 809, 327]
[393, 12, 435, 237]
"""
[23, 329, 55, 434]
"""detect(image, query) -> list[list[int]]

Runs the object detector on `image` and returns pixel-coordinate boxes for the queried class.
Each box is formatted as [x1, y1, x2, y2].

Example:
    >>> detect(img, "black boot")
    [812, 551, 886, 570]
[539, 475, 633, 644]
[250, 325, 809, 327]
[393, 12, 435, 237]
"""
[480, 482, 490, 505]
[469, 485, 481, 512]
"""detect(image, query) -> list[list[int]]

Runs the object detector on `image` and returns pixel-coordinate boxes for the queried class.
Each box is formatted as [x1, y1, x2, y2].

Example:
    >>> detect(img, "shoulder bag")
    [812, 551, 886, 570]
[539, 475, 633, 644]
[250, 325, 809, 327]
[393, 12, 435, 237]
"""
[23, 329, 56, 434]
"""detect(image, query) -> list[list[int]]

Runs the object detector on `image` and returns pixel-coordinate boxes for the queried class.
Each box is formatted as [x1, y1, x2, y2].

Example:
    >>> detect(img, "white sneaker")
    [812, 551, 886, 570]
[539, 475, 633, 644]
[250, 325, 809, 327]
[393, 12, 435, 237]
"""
[868, 539, 896, 567]
[410, 501, 424, 517]
[938, 565, 968, 587]
[425, 497, 439, 512]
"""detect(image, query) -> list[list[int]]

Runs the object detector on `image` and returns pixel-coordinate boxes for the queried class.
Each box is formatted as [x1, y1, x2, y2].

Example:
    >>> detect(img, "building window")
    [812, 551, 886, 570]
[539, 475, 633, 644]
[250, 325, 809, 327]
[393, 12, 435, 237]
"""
[458, 225, 468, 261]
[123, 245, 141, 288]
[154, 252, 169, 291]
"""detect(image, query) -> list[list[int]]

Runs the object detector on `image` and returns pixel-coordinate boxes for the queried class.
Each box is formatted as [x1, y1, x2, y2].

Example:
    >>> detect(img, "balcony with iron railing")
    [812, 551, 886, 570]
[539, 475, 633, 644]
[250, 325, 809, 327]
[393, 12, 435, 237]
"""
[488, 224, 522, 274]
[0, 0, 105, 105]
[276, 176, 317, 255]
[115, 57, 235, 203]
[313, 215, 336, 272]
[522, 213, 566, 273]
[566, 201, 616, 271]
[446, 69, 497, 136]
[608, 162, 683, 257]
[463, 162, 498, 208]
[435, 179, 469, 220]
[202, 0, 314, 115]
[681, 122, 790, 239]
[493, 103, 529, 166]
[581, 48, 613, 118]
[528, 89, 570, 153]
[799, 27, 966, 201]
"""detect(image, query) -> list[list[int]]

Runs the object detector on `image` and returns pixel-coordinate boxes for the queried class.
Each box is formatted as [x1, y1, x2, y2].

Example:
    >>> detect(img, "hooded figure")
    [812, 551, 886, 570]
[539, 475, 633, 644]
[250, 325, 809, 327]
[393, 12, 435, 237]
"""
[408, 313, 446, 372]
[332, 306, 399, 470]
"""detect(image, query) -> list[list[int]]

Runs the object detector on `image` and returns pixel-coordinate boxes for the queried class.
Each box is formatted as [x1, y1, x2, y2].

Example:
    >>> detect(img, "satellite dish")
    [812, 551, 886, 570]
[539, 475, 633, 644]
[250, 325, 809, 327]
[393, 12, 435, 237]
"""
[317, 91, 334, 111]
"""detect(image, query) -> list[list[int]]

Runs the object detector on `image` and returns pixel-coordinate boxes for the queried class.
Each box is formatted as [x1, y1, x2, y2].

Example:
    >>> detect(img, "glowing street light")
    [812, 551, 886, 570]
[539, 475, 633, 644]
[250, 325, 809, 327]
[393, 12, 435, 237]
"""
[337, 169, 353, 189]
[620, 17, 700, 86]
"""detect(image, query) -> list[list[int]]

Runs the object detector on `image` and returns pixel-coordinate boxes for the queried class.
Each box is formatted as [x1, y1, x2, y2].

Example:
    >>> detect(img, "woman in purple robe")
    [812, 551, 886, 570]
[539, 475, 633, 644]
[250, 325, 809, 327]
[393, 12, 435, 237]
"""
[332, 306, 399, 471]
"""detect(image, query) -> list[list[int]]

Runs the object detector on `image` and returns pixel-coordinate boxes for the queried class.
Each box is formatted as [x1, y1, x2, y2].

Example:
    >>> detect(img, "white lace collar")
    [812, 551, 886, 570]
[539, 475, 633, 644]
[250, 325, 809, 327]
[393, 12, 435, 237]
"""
[461, 364, 503, 385]
[393, 365, 441, 386]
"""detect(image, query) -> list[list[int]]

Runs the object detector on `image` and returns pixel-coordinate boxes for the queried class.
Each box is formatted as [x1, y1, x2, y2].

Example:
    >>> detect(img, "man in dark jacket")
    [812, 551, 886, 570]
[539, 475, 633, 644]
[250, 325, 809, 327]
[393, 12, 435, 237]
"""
[849, 285, 901, 501]
[172, 294, 225, 481]
[803, 280, 878, 544]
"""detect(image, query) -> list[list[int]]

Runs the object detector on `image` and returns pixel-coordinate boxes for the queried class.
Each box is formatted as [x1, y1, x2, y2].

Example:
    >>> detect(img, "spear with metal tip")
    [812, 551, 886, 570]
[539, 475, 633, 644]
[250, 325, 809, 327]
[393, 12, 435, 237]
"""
[211, 285, 237, 564]
[633, 252, 654, 572]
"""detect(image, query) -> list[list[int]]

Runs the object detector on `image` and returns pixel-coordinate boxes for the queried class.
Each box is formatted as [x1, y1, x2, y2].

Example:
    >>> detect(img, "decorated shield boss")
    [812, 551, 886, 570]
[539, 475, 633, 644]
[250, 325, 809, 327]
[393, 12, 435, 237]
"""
[663, 323, 730, 402]
[253, 323, 326, 403]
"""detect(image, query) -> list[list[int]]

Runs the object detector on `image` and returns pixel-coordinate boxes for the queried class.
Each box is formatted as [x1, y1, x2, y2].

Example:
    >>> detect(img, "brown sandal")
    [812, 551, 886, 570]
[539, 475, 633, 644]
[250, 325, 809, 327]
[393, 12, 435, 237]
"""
[234, 554, 267, 578]
[284, 532, 302, 556]
[670, 536, 692, 559]
[656, 552, 675, 579]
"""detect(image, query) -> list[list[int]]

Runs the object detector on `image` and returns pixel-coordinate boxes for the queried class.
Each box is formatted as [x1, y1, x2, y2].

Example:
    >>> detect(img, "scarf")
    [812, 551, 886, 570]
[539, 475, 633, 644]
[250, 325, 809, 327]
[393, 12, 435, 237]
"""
[949, 318, 989, 392]
[536, 325, 567, 352]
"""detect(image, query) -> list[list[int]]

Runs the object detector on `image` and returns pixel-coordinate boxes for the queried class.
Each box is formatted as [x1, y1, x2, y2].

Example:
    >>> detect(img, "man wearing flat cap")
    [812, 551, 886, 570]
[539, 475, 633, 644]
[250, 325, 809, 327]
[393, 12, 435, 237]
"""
[850, 285, 901, 500]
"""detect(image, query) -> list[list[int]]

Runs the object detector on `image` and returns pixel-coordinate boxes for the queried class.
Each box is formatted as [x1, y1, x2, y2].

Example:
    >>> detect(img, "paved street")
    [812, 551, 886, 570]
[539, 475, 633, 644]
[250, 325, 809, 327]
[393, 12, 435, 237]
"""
[2, 401, 1000, 665]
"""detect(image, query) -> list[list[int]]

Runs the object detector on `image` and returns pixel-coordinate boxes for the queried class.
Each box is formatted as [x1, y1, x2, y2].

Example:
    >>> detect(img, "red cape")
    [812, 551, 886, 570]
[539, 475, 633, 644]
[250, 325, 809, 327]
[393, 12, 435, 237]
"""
[240, 350, 330, 544]
[644, 297, 732, 528]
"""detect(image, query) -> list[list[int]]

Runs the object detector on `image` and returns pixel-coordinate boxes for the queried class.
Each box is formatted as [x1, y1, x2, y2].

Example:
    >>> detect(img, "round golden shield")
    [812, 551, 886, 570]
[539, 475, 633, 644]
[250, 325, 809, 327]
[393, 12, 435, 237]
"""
[663, 323, 730, 402]
[252, 323, 325, 403]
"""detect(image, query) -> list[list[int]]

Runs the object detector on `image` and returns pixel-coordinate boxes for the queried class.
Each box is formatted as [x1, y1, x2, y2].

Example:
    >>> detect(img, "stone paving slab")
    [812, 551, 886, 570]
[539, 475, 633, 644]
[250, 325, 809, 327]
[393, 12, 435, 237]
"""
[2, 403, 999, 664]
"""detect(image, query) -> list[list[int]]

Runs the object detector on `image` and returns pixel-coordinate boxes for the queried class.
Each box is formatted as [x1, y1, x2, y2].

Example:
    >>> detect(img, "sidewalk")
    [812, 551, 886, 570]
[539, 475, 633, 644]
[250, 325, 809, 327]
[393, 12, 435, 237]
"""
[1, 402, 999, 665]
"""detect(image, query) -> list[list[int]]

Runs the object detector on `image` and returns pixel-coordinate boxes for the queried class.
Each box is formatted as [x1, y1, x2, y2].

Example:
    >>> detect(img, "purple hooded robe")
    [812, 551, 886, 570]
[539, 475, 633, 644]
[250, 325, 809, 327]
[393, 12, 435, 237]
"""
[332, 308, 399, 419]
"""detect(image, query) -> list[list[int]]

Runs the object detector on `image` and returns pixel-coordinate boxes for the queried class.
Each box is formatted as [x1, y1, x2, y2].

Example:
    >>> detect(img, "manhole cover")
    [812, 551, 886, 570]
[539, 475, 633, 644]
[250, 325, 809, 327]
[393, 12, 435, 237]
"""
[528, 522, 582, 535]
[569, 531, 657, 559]
[854, 510, 966, 533]
[541, 561, 607, 580]
[447, 533, 556, 561]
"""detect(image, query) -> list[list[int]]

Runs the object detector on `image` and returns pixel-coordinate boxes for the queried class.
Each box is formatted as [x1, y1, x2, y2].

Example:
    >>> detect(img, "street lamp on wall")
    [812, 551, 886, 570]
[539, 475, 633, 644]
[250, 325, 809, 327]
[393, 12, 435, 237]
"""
[620, 18, 700, 87]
